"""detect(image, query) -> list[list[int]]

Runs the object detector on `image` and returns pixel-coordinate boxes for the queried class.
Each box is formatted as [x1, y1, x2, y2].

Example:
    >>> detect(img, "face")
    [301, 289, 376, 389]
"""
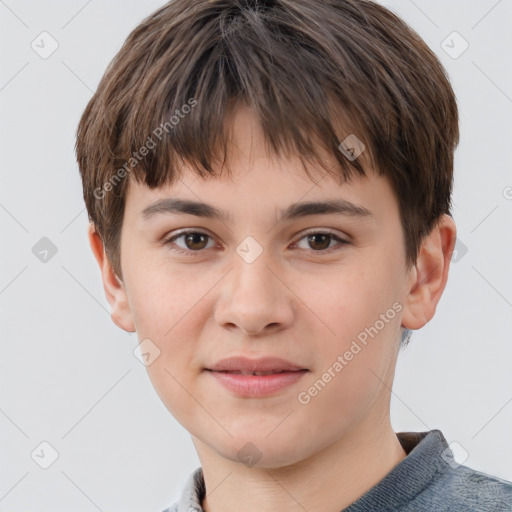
[105, 106, 424, 468]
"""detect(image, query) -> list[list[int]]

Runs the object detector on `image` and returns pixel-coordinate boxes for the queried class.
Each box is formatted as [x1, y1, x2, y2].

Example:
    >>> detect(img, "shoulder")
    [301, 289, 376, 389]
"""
[419, 463, 512, 511]
[453, 465, 512, 509]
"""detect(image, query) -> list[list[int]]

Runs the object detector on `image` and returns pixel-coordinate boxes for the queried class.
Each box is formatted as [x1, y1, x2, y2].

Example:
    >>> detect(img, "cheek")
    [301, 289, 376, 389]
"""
[124, 255, 199, 336]
[308, 263, 394, 340]
[304, 260, 402, 384]
[123, 262, 207, 403]
[145, 361, 201, 431]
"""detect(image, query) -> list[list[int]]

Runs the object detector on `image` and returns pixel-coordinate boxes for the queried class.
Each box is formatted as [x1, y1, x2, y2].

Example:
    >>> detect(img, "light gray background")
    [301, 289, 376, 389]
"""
[1, 0, 511, 510]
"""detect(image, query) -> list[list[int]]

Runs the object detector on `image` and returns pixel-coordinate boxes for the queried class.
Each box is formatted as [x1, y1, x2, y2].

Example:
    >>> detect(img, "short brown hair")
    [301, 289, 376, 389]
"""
[76, 0, 459, 282]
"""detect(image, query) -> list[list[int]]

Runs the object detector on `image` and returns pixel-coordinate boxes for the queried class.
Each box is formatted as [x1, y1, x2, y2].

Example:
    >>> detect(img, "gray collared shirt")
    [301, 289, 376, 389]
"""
[162, 429, 512, 511]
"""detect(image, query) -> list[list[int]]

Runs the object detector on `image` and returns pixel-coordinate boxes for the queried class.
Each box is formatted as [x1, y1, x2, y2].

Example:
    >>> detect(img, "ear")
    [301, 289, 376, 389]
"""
[402, 214, 457, 330]
[87, 223, 136, 332]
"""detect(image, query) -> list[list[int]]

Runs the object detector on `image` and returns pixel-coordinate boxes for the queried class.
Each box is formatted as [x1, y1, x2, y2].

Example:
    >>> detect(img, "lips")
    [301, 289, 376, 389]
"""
[206, 360, 309, 397]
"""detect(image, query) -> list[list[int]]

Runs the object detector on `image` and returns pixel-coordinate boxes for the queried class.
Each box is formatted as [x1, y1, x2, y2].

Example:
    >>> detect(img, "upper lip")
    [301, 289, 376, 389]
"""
[205, 356, 308, 373]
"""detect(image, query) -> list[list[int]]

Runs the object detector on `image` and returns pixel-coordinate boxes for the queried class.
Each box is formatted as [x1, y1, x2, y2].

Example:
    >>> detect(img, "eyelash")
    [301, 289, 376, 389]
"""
[163, 229, 350, 257]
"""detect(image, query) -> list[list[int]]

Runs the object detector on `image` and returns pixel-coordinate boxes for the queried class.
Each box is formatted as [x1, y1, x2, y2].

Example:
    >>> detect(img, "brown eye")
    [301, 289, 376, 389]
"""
[294, 230, 350, 253]
[183, 233, 209, 250]
[165, 231, 215, 255]
[307, 233, 332, 251]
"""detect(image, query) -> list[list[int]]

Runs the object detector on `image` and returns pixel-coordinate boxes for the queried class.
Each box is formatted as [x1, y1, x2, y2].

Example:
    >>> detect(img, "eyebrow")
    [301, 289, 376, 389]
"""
[141, 197, 374, 223]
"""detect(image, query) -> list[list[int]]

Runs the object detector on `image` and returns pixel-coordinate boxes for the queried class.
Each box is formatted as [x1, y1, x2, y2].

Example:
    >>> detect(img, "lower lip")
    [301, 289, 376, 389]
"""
[206, 370, 308, 397]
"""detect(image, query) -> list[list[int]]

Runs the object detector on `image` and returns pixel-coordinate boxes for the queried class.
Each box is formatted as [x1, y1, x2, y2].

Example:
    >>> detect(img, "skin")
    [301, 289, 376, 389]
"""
[89, 105, 456, 512]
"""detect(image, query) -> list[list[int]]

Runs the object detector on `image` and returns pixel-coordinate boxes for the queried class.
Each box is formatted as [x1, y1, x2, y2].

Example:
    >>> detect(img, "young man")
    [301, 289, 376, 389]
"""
[75, 0, 512, 510]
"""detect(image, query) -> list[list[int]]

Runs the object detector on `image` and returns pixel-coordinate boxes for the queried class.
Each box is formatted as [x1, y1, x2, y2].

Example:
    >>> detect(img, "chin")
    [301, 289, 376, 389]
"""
[220, 437, 306, 470]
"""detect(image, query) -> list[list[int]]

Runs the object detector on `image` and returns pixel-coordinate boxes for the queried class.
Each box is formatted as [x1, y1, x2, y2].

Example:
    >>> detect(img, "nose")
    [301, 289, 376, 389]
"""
[214, 250, 296, 336]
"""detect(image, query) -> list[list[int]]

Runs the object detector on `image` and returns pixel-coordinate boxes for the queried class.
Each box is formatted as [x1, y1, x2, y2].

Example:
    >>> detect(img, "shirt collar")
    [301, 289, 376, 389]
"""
[342, 429, 452, 511]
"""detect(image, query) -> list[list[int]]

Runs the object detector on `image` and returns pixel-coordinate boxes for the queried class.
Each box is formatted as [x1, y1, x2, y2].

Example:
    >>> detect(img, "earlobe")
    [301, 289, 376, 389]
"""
[87, 223, 136, 333]
[401, 214, 457, 331]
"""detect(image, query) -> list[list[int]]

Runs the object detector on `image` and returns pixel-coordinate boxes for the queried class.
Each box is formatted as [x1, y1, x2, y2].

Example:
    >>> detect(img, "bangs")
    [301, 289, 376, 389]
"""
[98, 0, 402, 193]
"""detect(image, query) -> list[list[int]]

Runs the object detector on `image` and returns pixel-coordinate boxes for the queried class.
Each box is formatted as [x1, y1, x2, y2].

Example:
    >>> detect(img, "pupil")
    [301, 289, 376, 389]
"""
[187, 233, 207, 250]
[309, 234, 330, 250]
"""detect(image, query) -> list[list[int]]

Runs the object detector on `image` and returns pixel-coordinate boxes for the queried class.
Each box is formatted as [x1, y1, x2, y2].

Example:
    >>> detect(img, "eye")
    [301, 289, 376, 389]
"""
[164, 230, 216, 255]
[293, 230, 350, 252]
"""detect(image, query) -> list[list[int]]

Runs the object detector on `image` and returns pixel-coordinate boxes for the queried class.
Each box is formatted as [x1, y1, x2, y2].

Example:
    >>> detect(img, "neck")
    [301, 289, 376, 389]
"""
[195, 416, 407, 512]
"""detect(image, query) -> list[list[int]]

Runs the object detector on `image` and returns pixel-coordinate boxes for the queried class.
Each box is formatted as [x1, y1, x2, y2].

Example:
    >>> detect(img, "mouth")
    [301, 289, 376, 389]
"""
[203, 356, 309, 396]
